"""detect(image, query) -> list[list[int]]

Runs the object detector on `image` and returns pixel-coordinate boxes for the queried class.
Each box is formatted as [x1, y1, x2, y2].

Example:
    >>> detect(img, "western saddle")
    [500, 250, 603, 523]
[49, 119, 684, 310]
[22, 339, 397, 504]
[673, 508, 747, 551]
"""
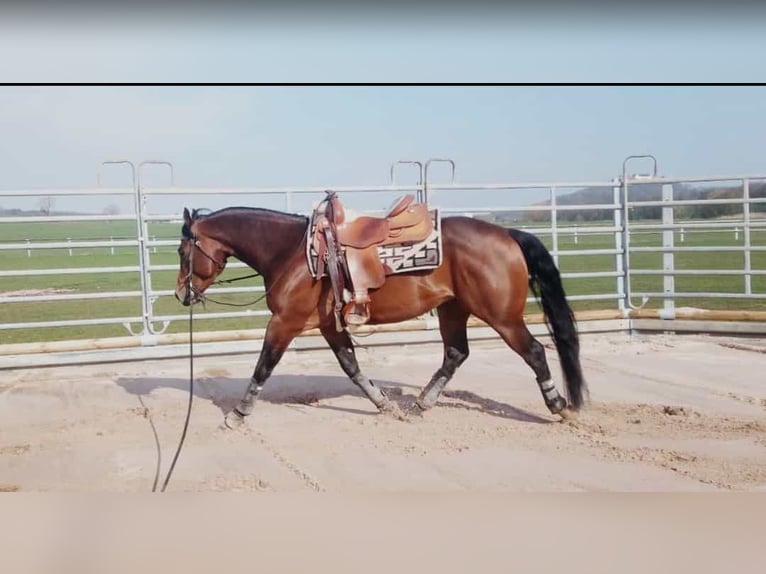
[313, 190, 434, 330]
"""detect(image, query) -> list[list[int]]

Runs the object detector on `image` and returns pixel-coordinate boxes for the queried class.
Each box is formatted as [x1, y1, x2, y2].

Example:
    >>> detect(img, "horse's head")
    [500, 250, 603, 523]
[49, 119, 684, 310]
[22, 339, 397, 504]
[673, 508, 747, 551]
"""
[174, 207, 230, 306]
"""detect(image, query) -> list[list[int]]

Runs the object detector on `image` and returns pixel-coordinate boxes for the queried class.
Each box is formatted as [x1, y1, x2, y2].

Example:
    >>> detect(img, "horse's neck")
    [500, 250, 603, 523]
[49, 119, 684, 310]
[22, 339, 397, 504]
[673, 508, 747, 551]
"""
[218, 212, 307, 279]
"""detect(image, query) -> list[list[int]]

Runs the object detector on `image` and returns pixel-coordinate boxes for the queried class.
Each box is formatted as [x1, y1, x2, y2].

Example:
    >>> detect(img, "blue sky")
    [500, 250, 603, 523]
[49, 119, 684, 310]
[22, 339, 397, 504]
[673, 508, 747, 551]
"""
[2, 4, 765, 84]
[1, 6, 766, 213]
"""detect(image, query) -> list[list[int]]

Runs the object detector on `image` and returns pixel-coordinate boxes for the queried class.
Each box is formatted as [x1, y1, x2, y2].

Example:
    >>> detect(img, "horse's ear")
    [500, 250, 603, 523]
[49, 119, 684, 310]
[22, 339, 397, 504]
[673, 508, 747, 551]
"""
[183, 207, 192, 226]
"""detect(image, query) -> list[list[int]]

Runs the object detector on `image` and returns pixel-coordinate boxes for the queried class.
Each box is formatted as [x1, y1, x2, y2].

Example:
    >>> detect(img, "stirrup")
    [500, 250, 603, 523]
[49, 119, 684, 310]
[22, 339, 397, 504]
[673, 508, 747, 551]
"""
[343, 302, 370, 326]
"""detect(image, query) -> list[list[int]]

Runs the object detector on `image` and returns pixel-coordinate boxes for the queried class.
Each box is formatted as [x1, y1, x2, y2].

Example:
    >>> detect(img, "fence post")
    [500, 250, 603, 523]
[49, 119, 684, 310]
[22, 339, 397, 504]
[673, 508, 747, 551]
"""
[662, 183, 675, 318]
[743, 179, 752, 295]
[550, 186, 558, 267]
[423, 158, 455, 207]
[26, 239, 31, 257]
[102, 160, 150, 338]
[621, 155, 658, 312]
[137, 160, 175, 338]
[612, 177, 625, 313]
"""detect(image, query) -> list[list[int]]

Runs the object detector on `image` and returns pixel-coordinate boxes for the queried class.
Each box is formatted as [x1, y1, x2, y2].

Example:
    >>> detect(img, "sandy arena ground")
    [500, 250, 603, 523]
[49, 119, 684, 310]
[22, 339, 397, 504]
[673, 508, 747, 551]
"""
[1, 331, 764, 492]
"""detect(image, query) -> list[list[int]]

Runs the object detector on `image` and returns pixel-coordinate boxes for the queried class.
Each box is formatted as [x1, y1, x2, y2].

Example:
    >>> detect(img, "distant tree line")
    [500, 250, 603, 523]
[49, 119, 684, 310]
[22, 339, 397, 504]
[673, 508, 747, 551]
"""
[0, 200, 120, 217]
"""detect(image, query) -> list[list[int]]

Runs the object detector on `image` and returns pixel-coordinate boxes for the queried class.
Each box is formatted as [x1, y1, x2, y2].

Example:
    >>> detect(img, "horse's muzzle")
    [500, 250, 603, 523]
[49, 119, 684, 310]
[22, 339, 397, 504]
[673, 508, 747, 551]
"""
[175, 287, 192, 306]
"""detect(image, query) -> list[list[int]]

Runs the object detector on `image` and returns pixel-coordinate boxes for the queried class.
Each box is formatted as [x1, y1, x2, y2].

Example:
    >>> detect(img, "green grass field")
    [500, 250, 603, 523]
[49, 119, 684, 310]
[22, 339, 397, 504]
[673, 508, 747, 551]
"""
[1, 219, 764, 345]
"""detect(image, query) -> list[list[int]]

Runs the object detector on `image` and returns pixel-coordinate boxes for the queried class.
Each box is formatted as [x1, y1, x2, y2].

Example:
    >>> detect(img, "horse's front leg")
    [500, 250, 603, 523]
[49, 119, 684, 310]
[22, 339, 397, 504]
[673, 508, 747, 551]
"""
[320, 324, 406, 420]
[224, 316, 303, 430]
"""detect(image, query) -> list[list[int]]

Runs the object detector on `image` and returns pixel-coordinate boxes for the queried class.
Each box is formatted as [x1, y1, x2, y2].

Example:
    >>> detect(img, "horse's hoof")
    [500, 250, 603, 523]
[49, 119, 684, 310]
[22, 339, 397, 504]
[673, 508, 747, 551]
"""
[414, 397, 434, 412]
[558, 407, 579, 422]
[407, 402, 426, 418]
[547, 396, 568, 416]
[380, 400, 408, 422]
[224, 410, 246, 430]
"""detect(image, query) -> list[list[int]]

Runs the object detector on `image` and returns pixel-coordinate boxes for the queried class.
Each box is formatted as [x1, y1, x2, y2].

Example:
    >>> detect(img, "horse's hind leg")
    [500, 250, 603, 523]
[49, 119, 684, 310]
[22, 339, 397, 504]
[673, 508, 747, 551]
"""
[415, 300, 470, 411]
[320, 324, 406, 420]
[494, 320, 568, 417]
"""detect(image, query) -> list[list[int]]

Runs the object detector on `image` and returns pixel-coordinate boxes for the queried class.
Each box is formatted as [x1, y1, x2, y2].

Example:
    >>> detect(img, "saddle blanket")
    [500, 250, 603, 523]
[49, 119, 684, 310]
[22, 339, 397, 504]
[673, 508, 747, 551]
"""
[306, 208, 443, 280]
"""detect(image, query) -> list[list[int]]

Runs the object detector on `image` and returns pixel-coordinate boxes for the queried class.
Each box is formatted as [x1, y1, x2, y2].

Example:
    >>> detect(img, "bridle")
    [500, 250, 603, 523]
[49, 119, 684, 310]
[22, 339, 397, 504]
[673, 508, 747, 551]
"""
[183, 232, 266, 307]
[183, 237, 220, 305]
[190, 236, 226, 272]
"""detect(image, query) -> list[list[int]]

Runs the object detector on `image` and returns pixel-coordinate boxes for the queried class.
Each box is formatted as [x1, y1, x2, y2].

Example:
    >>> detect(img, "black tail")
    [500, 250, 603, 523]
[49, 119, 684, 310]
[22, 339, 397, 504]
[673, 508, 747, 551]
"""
[507, 228, 587, 410]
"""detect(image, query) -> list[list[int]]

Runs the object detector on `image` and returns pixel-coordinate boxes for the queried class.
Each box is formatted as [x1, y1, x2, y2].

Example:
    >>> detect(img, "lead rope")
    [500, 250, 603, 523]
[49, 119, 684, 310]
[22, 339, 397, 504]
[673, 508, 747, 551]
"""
[155, 243, 197, 492]
[156, 220, 328, 491]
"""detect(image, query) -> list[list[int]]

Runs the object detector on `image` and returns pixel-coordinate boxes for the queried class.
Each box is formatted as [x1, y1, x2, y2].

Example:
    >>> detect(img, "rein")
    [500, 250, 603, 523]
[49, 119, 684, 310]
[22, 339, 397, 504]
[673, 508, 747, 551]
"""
[202, 283, 270, 308]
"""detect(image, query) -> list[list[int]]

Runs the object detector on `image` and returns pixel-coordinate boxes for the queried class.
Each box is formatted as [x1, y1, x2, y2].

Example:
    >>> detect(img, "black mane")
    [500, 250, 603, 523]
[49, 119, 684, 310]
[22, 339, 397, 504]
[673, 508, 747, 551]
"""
[183, 206, 308, 238]
[191, 206, 308, 223]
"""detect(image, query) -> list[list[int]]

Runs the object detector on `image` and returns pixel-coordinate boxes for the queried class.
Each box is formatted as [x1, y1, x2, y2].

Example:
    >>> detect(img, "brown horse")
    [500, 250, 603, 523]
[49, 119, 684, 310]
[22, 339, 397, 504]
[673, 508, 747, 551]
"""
[174, 202, 587, 429]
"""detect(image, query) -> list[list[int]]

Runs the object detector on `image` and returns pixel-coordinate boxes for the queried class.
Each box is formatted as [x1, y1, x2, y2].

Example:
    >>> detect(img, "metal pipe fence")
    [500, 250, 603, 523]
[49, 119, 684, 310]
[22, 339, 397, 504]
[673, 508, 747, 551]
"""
[1, 157, 765, 346]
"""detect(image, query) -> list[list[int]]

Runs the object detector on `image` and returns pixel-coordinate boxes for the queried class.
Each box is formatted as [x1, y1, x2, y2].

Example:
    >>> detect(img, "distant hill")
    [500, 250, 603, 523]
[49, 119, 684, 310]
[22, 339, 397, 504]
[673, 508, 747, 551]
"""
[489, 181, 766, 223]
